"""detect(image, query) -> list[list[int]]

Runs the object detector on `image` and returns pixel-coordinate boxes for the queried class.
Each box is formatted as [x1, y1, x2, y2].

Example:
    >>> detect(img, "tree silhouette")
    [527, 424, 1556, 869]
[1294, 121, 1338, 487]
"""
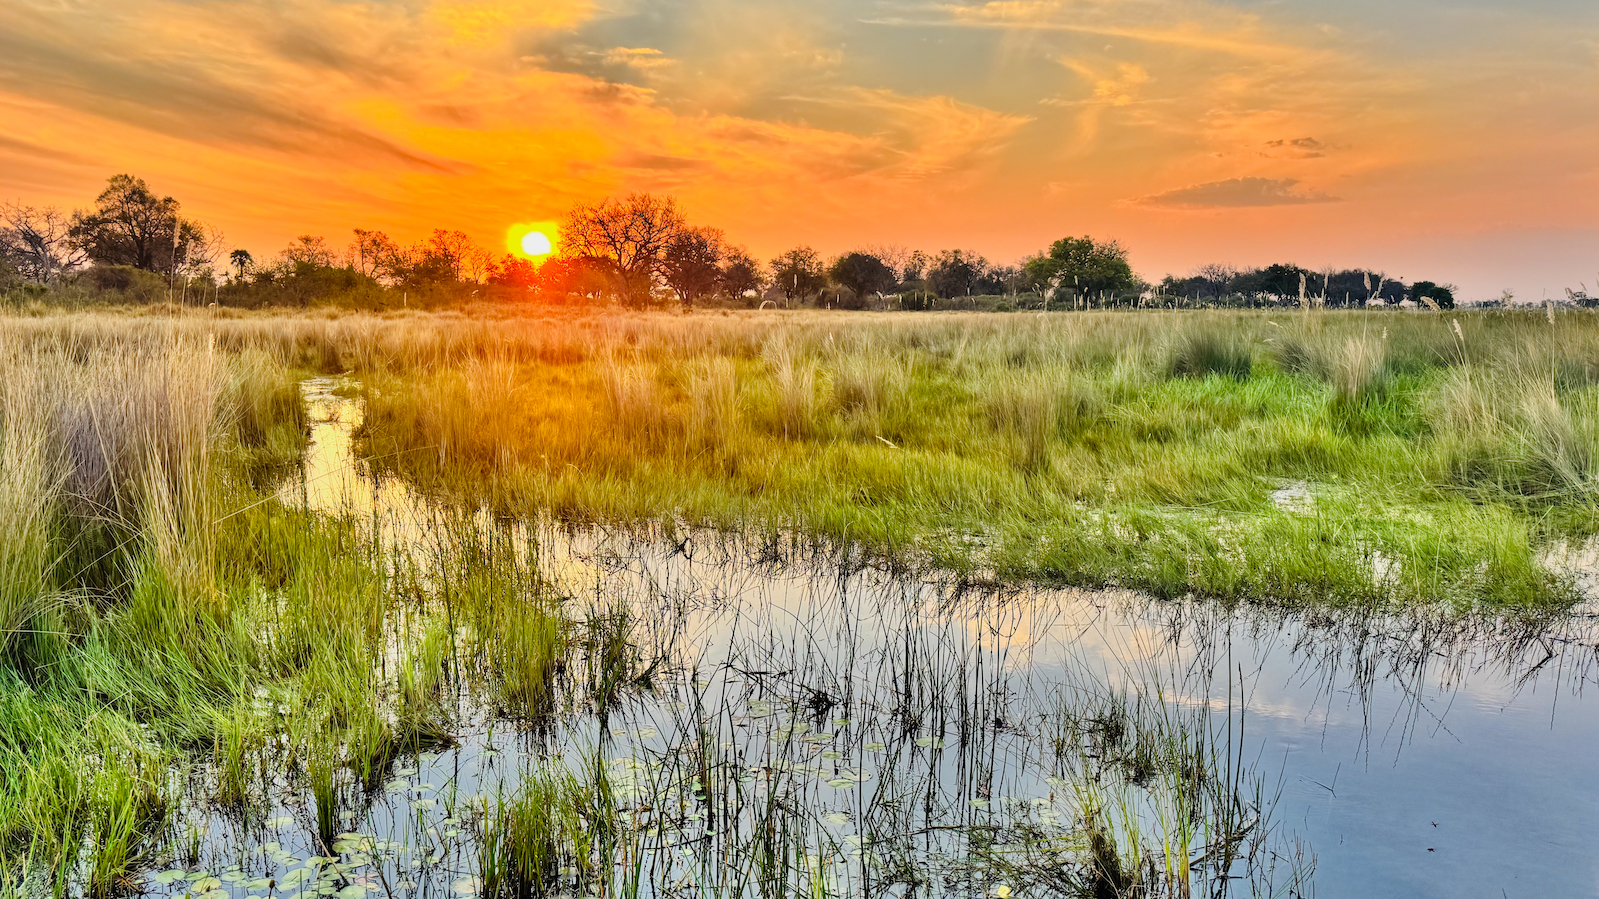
[564, 194, 685, 307]
[68, 174, 202, 273]
[662, 226, 725, 308]
[0, 202, 84, 283]
[770, 247, 826, 306]
[719, 247, 764, 301]
[929, 249, 988, 298]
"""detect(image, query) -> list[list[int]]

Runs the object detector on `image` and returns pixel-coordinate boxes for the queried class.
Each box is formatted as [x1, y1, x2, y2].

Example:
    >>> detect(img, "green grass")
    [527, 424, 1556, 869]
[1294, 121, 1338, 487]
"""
[311, 307, 1599, 610]
[0, 304, 1592, 894]
[0, 325, 583, 887]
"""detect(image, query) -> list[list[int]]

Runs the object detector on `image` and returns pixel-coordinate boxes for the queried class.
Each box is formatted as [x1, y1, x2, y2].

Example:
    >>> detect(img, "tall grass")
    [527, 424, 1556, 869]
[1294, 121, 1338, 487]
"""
[4, 306, 1594, 610]
[313, 307, 1599, 608]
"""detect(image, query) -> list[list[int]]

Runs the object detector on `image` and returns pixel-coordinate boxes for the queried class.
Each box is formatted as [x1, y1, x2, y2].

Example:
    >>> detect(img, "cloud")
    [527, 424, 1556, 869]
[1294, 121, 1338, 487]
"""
[878, 0, 1306, 61]
[602, 48, 675, 71]
[617, 152, 707, 171]
[1134, 177, 1339, 208]
[1263, 137, 1326, 159]
[427, 0, 595, 47]
[791, 88, 1035, 180]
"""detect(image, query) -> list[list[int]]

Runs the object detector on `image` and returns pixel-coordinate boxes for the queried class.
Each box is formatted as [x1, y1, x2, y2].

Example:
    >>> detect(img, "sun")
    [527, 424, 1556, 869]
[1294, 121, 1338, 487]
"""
[520, 231, 553, 256]
[506, 221, 559, 260]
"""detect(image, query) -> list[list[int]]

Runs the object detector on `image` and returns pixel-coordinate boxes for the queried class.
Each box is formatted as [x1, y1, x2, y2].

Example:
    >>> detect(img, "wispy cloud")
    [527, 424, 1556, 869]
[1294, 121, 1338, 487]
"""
[872, 0, 1307, 60]
[1134, 177, 1339, 208]
[1262, 137, 1327, 159]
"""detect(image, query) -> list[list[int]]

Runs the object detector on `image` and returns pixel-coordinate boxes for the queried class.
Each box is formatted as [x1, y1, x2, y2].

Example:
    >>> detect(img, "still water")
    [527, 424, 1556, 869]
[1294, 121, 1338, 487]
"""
[150, 379, 1598, 899]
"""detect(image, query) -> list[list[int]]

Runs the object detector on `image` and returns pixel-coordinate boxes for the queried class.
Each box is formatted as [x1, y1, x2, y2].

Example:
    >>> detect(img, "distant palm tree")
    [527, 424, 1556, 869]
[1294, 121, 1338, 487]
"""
[230, 248, 252, 280]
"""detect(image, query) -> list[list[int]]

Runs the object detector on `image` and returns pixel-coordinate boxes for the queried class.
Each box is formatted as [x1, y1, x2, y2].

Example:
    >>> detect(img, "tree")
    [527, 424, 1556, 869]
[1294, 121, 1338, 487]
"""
[281, 235, 336, 268]
[464, 245, 495, 284]
[538, 255, 611, 303]
[426, 230, 479, 282]
[928, 249, 988, 298]
[68, 174, 204, 273]
[564, 194, 685, 307]
[489, 255, 540, 290]
[770, 247, 826, 306]
[662, 226, 726, 307]
[719, 247, 765, 300]
[0, 202, 84, 283]
[350, 229, 400, 279]
[990, 264, 1028, 297]
[0, 252, 19, 290]
[229, 249, 253, 280]
[861, 244, 913, 285]
[1410, 280, 1456, 310]
[1022, 236, 1135, 297]
[828, 252, 896, 304]
[1233, 263, 1309, 303]
[902, 250, 931, 284]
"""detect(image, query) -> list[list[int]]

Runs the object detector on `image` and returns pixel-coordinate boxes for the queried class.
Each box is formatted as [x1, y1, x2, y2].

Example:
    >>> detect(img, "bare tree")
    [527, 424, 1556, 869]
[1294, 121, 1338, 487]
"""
[462, 243, 496, 284]
[281, 235, 336, 268]
[427, 229, 477, 282]
[564, 194, 685, 307]
[350, 229, 400, 279]
[863, 243, 912, 284]
[0, 202, 85, 283]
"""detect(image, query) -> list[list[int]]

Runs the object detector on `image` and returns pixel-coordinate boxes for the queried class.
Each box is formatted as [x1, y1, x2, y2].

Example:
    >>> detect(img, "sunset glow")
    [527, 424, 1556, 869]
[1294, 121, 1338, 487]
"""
[2, 0, 1596, 298]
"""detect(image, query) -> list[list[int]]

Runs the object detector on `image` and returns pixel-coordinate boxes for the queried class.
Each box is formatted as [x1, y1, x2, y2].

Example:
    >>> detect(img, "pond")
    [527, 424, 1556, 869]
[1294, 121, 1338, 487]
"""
[142, 379, 1598, 899]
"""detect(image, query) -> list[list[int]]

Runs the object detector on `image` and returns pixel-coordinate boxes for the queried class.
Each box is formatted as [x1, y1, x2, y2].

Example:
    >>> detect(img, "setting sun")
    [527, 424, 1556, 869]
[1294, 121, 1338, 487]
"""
[507, 222, 558, 260]
[520, 231, 552, 257]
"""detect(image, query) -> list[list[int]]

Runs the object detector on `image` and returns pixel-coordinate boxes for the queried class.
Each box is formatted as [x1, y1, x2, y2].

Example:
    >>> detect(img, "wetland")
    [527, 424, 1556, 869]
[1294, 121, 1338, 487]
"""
[1, 308, 1596, 899]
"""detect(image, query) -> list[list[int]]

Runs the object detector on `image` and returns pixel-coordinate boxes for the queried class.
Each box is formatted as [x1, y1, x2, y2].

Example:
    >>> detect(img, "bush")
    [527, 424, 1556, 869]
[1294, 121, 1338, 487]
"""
[80, 265, 170, 302]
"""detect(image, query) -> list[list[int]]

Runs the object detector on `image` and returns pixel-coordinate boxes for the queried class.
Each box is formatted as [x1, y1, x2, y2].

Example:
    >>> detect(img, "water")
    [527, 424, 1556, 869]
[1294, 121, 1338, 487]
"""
[149, 379, 1599, 898]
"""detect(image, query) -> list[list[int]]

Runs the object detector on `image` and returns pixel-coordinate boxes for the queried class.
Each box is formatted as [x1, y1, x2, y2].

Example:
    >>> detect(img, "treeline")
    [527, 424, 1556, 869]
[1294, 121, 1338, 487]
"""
[2, 174, 1482, 312]
[1159, 263, 1460, 310]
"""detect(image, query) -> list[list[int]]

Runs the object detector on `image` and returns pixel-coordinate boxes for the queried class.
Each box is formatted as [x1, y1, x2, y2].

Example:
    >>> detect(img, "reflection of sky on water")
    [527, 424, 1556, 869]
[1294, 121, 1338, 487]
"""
[261, 379, 1599, 899]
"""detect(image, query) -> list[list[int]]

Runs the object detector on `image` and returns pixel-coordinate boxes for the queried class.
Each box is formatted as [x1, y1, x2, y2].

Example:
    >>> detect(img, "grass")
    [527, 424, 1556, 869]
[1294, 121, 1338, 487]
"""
[0, 304, 1594, 897]
[0, 323, 581, 889]
[6, 305, 1595, 613]
[307, 306, 1599, 610]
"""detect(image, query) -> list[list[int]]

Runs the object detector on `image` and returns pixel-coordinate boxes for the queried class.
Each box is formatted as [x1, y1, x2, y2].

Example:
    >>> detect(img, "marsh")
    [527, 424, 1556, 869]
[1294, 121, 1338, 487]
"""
[1, 308, 1595, 899]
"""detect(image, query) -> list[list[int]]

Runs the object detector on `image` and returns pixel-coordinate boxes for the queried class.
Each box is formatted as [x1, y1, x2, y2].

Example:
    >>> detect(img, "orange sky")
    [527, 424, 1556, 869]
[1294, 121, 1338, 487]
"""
[3, 0, 1597, 299]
